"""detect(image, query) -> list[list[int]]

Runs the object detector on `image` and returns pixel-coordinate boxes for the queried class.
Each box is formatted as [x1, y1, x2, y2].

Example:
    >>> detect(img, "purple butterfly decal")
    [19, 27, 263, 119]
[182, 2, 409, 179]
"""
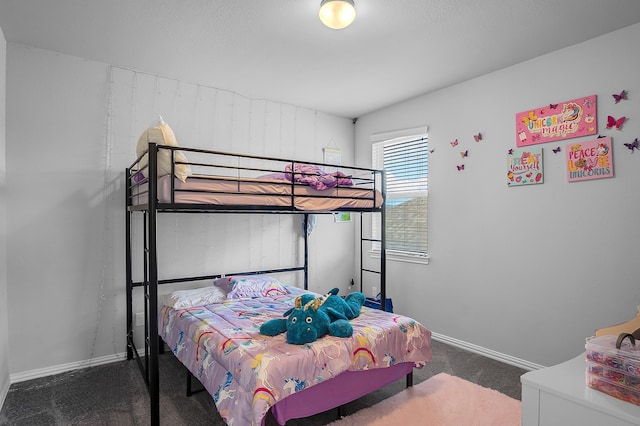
[473, 133, 482, 142]
[460, 150, 468, 158]
[549, 103, 558, 109]
[624, 138, 639, 153]
[507, 148, 514, 155]
[456, 164, 465, 171]
[429, 149, 435, 153]
[552, 147, 561, 154]
[613, 90, 627, 104]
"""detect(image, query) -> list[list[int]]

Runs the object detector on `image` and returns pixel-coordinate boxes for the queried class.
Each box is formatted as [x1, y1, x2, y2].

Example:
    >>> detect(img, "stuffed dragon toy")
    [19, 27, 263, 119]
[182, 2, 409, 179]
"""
[260, 288, 365, 344]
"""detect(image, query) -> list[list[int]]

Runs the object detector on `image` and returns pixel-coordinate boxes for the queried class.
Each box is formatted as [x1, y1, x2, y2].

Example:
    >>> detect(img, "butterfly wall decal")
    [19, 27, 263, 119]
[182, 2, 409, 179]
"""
[624, 138, 639, 153]
[549, 103, 559, 109]
[450, 139, 459, 147]
[456, 164, 465, 171]
[473, 133, 482, 142]
[460, 150, 468, 158]
[507, 148, 514, 155]
[552, 147, 561, 153]
[429, 149, 435, 153]
[613, 90, 627, 104]
[607, 115, 626, 130]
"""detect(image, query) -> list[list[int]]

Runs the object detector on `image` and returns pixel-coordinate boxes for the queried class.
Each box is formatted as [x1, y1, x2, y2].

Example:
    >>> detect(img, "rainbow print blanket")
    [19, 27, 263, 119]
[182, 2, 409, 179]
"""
[159, 286, 432, 425]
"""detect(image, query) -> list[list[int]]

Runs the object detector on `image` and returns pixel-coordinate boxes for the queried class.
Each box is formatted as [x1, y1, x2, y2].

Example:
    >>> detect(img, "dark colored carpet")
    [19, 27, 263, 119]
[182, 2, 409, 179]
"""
[0, 340, 527, 425]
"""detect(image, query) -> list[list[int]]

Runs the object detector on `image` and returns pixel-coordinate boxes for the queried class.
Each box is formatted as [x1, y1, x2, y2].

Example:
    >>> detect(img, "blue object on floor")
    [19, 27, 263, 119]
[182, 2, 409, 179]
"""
[363, 293, 393, 312]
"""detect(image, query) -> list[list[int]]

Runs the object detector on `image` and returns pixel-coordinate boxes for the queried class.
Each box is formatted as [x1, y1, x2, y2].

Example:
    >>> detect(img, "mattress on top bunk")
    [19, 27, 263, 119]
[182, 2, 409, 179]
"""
[131, 174, 383, 210]
[159, 286, 432, 426]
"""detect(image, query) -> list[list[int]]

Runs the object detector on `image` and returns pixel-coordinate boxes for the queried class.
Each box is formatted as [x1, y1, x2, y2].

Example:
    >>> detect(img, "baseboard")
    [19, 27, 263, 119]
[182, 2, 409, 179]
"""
[0, 374, 9, 413]
[9, 352, 127, 384]
[6, 336, 542, 385]
[431, 332, 545, 371]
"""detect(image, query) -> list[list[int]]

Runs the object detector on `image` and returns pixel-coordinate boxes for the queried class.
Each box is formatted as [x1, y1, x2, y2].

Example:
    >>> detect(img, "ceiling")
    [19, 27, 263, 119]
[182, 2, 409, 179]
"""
[1, 1, 640, 119]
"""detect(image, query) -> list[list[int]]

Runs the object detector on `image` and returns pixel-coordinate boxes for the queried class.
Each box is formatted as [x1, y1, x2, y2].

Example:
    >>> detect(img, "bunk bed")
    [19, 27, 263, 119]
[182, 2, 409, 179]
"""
[125, 137, 432, 425]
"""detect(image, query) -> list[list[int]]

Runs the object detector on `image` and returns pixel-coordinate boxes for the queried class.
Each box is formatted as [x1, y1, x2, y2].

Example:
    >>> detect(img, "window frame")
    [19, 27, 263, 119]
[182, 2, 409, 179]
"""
[370, 127, 430, 264]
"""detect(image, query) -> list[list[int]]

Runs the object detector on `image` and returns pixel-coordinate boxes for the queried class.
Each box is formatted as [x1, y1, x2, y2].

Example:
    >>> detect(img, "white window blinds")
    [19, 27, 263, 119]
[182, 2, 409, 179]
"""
[372, 136, 428, 258]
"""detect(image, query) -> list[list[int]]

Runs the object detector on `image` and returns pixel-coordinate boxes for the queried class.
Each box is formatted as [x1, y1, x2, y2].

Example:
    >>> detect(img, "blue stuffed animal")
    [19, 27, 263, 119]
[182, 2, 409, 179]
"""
[260, 288, 365, 344]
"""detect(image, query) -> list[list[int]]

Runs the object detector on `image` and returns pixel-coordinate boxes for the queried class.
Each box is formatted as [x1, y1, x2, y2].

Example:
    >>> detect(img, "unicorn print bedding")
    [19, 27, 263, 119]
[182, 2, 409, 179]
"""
[159, 286, 432, 426]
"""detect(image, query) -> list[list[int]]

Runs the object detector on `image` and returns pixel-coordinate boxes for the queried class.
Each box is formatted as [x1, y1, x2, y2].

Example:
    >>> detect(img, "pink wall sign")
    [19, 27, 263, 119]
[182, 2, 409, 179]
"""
[566, 137, 614, 182]
[516, 95, 597, 147]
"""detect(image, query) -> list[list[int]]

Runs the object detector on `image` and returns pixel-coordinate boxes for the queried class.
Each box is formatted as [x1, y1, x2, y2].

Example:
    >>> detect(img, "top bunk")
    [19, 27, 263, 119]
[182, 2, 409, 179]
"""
[126, 140, 386, 214]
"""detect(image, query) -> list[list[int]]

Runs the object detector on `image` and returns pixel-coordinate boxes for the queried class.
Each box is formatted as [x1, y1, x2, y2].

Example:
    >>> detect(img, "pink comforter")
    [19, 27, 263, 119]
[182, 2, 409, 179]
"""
[159, 287, 432, 425]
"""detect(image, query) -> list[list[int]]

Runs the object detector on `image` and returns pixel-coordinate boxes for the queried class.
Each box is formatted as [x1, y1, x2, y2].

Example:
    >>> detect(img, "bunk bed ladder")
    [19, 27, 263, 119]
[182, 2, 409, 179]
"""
[359, 171, 387, 311]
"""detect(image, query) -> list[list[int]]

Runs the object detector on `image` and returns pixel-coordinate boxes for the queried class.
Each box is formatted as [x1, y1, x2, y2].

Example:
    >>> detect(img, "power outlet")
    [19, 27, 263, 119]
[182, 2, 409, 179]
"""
[135, 312, 145, 327]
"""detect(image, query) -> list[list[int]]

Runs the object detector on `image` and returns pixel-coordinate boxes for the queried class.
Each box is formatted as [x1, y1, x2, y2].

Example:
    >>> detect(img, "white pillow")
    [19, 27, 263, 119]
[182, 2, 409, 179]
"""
[136, 122, 192, 183]
[161, 286, 227, 309]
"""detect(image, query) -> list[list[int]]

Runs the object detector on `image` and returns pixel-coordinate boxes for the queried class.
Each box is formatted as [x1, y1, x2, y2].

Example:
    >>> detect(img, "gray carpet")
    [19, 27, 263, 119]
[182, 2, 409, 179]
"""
[0, 340, 527, 425]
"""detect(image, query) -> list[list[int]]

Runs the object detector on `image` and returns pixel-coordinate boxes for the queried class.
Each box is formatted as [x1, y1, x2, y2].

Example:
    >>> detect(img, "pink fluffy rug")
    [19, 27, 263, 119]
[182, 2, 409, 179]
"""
[328, 373, 521, 426]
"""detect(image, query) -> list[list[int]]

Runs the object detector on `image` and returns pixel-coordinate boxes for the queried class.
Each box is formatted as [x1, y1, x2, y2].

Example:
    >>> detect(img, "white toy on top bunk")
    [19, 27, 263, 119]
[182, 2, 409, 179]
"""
[136, 116, 193, 183]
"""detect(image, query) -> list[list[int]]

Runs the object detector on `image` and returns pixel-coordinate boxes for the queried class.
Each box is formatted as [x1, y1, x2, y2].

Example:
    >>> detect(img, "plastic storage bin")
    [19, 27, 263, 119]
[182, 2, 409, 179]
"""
[585, 334, 640, 405]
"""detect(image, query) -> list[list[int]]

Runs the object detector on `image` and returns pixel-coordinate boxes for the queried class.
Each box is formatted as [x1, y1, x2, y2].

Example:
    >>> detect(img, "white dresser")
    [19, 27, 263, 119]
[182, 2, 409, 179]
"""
[521, 353, 640, 425]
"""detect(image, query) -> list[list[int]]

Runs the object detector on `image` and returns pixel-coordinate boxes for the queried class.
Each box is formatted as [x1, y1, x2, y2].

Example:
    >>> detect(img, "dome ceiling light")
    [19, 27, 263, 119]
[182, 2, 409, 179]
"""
[319, 0, 356, 30]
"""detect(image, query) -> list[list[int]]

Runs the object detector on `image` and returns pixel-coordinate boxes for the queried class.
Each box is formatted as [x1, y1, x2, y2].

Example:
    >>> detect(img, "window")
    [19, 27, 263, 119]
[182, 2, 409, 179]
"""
[372, 132, 428, 263]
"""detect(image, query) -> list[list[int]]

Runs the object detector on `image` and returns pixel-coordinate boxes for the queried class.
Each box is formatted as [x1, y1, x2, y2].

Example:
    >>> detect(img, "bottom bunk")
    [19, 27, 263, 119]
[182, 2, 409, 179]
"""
[158, 278, 432, 425]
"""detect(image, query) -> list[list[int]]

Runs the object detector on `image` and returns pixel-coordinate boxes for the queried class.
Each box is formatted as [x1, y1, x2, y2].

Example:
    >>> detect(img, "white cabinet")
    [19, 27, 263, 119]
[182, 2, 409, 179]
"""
[521, 353, 640, 426]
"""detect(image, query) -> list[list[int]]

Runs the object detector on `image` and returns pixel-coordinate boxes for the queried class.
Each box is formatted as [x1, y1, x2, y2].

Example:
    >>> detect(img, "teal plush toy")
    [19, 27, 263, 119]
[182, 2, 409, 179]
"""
[260, 288, 365, 345]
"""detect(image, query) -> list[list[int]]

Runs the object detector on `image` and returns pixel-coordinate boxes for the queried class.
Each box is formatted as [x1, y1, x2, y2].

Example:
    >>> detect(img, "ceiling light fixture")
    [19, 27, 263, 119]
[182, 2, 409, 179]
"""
[319, 0, 356, 30]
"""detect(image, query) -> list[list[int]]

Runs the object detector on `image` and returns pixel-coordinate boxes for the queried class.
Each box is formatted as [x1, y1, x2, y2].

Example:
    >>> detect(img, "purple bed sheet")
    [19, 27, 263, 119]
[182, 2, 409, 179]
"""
[159, 287, 432, 425]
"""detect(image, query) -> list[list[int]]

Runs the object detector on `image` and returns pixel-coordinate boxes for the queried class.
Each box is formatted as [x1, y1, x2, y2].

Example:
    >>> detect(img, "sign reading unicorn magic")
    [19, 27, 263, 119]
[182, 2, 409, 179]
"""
[515, 95, 597, 147]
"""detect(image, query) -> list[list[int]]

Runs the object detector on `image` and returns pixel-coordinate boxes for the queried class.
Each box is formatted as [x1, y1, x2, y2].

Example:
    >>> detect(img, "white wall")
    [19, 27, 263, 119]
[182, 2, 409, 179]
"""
[0, 24, 9, 408]
[355, 23, 640, 367]
[6, 44, 114, 376]
[5, 45, 355, 376]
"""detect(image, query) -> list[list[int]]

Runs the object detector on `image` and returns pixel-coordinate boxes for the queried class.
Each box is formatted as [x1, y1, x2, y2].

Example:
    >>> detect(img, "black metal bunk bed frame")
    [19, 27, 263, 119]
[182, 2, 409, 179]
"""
[125, 143, 387, 425]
